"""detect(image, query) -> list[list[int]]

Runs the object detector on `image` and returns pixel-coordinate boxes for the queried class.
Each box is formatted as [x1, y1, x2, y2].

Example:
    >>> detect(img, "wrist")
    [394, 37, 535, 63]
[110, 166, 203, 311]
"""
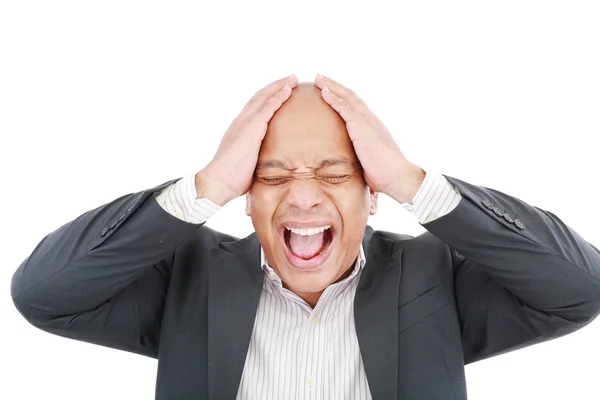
[194, 169, 232, 207]
[389, 163, 426, 205]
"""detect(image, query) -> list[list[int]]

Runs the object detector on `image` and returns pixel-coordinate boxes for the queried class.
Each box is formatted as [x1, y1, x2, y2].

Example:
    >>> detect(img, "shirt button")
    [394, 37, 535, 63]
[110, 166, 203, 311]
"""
[268, 274, 277, 281]
[306, 377, 315, 387]
[312, 315, 319, 325]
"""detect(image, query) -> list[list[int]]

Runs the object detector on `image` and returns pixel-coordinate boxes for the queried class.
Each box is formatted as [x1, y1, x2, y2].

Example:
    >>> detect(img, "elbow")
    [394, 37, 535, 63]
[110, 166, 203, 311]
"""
[558, 296, 600, 327]
[12, 289, 61, 328]
[11, 280, 37, 324]
[583, 294, 600, 325]
[578, 278, 600, 324]
[11, 268, 49, 326]
[560, 268, 600, 325]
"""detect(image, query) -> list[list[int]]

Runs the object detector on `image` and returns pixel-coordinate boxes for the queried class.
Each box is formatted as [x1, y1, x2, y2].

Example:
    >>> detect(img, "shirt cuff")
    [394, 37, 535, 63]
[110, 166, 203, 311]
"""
[154, 173, 222, 224]
[399, 170, 462, 224]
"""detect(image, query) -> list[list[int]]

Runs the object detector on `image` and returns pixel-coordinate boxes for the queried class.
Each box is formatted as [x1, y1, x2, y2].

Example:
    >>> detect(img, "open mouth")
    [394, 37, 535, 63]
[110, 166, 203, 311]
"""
[283, 227, 334, 260]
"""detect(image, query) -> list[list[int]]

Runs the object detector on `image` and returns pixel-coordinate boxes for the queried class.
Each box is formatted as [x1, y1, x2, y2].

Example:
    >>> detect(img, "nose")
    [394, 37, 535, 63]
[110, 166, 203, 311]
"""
[285, 178, 325, 211]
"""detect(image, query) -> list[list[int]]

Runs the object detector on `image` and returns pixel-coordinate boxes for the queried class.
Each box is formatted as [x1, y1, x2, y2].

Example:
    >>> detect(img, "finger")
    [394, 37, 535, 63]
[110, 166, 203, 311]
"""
[320, 86, 356, 124]
[315, 73, 367, 113]
[314, 73, 353, 96]
[245, 74, 298, 112]
[256, 84, 293, 121]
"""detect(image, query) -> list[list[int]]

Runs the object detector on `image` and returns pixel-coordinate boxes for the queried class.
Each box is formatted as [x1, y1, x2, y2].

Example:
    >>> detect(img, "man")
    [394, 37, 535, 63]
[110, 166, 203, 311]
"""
[11, 74, 600, 399]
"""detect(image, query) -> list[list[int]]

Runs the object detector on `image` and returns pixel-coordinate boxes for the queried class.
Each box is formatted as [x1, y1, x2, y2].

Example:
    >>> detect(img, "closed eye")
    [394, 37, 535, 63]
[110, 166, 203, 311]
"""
[259, 175, 350, 185]
[319, 175, 350, 183]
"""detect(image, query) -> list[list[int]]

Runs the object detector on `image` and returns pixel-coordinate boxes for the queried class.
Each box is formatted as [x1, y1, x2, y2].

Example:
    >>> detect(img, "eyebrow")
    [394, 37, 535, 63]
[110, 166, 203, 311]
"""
[255, 157, 355, 172]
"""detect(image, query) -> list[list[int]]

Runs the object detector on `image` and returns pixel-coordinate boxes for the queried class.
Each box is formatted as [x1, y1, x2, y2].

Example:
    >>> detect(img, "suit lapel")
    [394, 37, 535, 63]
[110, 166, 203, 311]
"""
[355, 227, 403, 400]
[208, 232, 263, 400]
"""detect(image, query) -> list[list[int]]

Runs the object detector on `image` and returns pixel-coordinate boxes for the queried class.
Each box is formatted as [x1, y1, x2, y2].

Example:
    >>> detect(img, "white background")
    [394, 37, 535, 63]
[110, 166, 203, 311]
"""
[1, 1, 599, 399]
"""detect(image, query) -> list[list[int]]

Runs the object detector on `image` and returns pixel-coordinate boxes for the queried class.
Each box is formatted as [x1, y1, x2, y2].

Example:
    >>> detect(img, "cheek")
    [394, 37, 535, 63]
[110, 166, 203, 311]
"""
[334, 207, 370, 242]
[336, 186, 371, 216]
[248, 190, 280, 223]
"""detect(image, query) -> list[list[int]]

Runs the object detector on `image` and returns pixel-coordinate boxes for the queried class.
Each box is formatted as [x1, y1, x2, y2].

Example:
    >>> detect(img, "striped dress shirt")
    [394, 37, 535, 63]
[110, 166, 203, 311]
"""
[154, 170, 462, 399]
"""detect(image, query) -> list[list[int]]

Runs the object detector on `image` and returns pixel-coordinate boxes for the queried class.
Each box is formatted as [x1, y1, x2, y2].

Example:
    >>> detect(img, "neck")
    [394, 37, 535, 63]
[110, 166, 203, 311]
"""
[282, 256, 357, 308]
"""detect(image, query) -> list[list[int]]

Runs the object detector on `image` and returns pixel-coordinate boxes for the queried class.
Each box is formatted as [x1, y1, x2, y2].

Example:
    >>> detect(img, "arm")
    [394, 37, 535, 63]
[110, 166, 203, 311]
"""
[11, 174, 219, 359]
[420, 174, 600, 364]
[11, 74, 298, 360]
[312, 74, 600, 364]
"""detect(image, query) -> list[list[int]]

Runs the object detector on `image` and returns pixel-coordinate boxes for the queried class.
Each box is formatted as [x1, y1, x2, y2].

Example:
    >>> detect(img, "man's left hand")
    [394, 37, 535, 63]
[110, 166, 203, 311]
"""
[314, 74, 425, 204]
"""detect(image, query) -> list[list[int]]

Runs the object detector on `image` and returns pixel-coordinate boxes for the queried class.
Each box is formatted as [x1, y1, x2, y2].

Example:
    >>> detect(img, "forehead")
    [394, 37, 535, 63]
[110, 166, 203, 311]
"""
[258, 83, 357, 169]
[256, 157, 357, 173]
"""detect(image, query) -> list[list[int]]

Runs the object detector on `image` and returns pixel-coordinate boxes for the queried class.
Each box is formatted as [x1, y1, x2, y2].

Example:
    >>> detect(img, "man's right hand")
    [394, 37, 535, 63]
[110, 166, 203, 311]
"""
[195, 74, 298, 206]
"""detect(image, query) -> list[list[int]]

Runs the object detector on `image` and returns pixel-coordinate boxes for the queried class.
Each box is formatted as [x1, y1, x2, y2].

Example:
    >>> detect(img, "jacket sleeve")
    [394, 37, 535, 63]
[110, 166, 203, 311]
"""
[10, 177, 208, 359]
[422, 174, 600, 364]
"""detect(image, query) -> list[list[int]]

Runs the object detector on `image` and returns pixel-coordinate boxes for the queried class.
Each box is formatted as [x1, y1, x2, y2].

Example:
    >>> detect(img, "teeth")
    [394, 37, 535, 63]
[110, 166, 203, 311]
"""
[285, 225, 331, 236]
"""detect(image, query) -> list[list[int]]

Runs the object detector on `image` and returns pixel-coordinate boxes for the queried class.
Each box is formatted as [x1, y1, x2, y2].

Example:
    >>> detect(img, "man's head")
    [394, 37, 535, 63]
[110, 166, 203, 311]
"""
[245, 82, 378, 302]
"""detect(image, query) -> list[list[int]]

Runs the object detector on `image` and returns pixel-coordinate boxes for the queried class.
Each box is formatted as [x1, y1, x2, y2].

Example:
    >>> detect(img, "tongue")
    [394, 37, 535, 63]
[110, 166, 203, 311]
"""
[289, 231, 325, 260]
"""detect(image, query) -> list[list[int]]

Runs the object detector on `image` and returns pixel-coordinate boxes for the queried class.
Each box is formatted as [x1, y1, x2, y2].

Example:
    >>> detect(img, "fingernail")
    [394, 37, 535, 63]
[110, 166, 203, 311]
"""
[317, 73, 326, 80]
[323, 86, 330, 92]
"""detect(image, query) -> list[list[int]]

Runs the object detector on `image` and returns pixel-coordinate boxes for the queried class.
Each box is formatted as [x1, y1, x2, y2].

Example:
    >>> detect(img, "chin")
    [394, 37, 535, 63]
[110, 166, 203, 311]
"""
[280, 268, 335, 293]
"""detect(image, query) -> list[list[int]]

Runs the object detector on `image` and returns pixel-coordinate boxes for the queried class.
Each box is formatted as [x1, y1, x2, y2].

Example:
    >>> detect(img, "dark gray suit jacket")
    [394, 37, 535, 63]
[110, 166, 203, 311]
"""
[11, 174, 600, 399]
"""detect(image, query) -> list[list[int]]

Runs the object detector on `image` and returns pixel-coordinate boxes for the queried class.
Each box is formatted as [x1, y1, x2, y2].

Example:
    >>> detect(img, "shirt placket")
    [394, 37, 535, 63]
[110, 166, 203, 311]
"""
[296, 304, 326, 399]
[261, 255, 364, 400]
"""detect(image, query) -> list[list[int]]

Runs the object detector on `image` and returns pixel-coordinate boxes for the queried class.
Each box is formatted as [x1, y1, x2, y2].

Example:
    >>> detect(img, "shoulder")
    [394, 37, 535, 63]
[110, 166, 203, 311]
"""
[173, 224, 241, 259]
[373, 226, 449, 253]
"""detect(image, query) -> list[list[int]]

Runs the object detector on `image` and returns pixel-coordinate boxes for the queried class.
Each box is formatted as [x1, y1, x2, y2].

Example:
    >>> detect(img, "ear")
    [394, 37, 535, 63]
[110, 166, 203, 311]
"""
[245, 193, 252, 216]
[369, 187, 378, 215]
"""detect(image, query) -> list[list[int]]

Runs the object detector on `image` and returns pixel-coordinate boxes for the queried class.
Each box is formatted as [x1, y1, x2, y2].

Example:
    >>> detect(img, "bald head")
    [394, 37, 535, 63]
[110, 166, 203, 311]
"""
[270, 82, 341, 124]
[263, 82, 348, 149]
[276, 81, 333, 114]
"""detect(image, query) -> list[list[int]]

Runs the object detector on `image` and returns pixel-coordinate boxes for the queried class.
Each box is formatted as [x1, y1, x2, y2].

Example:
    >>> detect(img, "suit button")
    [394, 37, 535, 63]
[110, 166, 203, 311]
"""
[481, 200, 494, 210]
[514, 219, 526, 229]
[109, 220, 118, 229]
[100, 227, 109, 236]
[492, 207, 505, 217]
[503, 213, 515, 223]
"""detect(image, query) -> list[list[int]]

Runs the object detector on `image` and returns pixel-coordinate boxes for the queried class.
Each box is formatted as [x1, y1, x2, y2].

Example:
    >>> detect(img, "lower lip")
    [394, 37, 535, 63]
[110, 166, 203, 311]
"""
[279, 228, 335, 270]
